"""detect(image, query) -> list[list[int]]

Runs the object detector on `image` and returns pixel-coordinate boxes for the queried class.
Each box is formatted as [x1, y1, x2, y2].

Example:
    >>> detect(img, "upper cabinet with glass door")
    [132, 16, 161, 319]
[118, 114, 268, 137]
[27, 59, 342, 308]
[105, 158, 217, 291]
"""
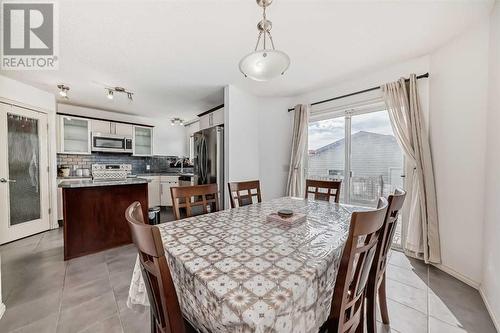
[57, 115, 91, 154]
[133, 126, 153, 156]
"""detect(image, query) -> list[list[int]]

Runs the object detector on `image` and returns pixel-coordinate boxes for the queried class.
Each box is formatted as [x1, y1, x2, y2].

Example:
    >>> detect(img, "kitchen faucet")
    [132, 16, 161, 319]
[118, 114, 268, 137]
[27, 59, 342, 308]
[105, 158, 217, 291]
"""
[175, 158, 184, 173]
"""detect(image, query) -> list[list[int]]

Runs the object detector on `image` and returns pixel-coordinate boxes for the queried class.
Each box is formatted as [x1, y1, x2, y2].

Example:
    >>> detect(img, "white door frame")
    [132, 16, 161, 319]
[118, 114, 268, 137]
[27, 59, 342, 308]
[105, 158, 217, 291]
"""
[0, 102, 51, 244]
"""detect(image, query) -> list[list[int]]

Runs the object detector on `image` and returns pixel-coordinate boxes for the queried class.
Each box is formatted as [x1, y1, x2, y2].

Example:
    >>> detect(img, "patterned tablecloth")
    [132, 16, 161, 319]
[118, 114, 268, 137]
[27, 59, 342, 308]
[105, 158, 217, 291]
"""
[128, 197, 359, 333]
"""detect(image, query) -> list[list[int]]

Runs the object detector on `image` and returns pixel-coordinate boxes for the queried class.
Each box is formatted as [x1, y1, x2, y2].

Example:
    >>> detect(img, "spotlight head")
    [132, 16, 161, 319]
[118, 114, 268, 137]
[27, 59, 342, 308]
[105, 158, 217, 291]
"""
[57, 84, 69, 98]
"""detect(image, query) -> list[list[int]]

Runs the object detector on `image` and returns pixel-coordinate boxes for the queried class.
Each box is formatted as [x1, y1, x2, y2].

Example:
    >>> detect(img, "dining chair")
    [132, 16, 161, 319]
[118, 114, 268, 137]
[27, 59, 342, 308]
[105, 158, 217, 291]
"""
[321, 197, 388, 333]
[170, 184, 220, 220]
[227, 180, 262, 208]
[305, 179, 342, 203]
[366, 189, 407, 333]
[125, 202, 198, 333]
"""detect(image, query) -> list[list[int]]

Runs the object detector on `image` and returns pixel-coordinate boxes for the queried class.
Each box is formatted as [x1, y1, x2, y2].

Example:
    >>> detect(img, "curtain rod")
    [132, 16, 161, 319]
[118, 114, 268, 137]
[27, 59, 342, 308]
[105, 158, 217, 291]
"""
[287, 72, 429, 112]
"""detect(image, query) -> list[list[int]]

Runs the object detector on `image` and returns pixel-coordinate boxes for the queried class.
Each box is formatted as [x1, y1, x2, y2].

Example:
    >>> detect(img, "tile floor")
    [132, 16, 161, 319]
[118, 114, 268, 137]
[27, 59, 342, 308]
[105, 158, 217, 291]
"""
[0, 214, 496, 332]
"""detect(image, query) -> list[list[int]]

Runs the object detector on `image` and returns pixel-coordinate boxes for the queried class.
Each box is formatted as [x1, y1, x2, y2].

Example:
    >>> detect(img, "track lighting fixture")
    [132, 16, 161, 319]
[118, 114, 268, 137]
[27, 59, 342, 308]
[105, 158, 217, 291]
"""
[170, 118, 184, 126]
[57, 84, 70, 99]
[106, 89, 114, 100]
[105, 87, 134, 101]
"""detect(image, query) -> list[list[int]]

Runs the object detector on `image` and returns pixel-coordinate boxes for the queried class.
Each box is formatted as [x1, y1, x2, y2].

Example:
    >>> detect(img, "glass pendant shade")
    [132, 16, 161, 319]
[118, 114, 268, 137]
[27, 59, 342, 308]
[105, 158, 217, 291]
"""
[239, 49, 290, 81]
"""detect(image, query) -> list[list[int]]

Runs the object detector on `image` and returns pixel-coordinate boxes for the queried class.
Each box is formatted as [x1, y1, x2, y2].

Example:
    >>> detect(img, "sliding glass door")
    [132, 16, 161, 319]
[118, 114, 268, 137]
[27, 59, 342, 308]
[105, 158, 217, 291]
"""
[349, 111, 404, 206]
[307, 117, 347, 202]
[308, 108, 405, 247]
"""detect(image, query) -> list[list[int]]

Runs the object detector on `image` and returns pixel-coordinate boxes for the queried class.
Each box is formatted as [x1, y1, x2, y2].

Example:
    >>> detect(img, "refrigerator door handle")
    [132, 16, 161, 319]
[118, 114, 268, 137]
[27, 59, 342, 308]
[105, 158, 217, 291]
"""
[216, 127, 224, 206]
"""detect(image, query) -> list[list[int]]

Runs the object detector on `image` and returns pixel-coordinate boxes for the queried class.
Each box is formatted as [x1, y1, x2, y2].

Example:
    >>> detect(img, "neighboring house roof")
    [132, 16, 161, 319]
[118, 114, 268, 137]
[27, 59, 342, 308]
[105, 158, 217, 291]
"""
[310, 131, 397, 155]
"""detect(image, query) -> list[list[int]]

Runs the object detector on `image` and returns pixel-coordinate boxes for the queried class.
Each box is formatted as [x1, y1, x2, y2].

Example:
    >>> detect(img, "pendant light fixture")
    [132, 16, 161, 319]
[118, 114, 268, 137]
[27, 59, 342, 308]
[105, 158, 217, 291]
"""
[239, 0, 290, 81]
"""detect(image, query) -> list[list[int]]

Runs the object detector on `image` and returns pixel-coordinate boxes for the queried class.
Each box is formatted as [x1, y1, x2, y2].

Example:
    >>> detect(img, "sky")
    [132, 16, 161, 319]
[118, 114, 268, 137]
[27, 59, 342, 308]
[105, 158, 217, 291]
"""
[308, 110, 396, 150]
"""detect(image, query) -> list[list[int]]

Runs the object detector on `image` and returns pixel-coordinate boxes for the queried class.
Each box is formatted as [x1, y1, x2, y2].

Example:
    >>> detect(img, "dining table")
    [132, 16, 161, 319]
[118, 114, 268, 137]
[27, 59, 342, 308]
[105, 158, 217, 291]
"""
[127, 196, 365, 333]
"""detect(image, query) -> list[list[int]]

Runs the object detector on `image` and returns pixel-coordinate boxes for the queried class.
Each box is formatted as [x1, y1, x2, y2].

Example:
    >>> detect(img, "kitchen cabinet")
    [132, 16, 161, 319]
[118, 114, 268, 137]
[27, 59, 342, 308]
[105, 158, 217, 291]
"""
[57, 177, 90, 220]
[142, 176, 161, 208]
[199, 107, 224, 131]
[57, 115, 92, 154]
[160, 176, 179, 206]
[134, 126, 153, 156]
[91, 120, 111, 134]
[91, 120, 133, 136]
[212, 108, 224, 126]
[115, 123, 134, 136]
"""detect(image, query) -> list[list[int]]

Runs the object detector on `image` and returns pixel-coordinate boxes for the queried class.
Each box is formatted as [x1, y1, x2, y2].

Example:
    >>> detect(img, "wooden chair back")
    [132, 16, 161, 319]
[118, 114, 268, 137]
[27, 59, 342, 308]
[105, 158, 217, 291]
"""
[327, 197, 388, 333]
[305, 179, 342, 203]
[125, 202, 186, 333]
[227, 180, 262, 208]
[373, 189, 406, 285]
[170, 184, 220, 220]
[365, 189, 407, 332]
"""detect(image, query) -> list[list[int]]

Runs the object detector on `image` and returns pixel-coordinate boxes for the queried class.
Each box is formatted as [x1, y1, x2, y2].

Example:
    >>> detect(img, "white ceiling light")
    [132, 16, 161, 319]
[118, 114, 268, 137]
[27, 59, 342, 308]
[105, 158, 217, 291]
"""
[57, 84, 70, 99]
[239, 0, 290, 81]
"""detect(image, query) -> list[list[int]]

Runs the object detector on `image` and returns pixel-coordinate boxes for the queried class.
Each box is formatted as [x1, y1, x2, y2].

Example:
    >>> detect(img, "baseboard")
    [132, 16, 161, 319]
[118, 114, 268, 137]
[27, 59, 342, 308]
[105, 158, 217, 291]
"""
[432, 263, 480, 289]
[0, 302, 5, 320]
[479, 287, 500, 332]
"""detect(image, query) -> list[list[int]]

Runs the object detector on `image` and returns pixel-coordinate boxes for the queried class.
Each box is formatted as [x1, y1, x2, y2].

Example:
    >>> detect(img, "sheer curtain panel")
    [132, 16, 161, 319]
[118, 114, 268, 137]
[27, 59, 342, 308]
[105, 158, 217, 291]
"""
[286, 104, 310, 197]
[382, 74, 441, 264]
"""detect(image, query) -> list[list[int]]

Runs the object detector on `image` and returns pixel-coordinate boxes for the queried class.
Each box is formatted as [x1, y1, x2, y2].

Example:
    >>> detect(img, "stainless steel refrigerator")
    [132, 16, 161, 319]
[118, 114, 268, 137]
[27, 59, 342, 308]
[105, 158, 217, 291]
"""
[193, 126, 224, 205]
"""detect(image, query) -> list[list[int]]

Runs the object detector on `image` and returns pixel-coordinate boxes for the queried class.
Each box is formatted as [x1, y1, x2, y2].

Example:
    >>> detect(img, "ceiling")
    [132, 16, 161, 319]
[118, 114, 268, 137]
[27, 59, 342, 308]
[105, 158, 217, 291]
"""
[1, 0, 493, 120]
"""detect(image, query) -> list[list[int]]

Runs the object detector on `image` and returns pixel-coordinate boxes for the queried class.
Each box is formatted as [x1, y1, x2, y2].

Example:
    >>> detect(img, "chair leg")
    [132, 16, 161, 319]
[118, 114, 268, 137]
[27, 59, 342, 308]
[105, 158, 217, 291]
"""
[366, 284, 378, 333]
[378, 272, 390, 325]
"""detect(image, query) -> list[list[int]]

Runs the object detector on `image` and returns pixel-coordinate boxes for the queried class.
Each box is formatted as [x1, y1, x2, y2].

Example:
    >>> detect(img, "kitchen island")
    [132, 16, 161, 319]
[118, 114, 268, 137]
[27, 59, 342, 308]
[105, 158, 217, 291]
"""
[59, 178, 149, 260]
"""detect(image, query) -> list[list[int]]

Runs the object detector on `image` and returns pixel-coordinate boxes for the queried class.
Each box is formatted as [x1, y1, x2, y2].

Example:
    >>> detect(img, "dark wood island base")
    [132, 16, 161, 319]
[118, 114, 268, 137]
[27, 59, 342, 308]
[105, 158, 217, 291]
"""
[62, 182, 148, 260]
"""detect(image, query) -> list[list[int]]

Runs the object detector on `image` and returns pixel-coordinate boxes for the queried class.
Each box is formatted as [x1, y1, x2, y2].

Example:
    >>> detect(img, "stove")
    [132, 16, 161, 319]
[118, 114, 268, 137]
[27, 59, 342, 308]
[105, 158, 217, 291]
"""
[91, 164, 132, 181]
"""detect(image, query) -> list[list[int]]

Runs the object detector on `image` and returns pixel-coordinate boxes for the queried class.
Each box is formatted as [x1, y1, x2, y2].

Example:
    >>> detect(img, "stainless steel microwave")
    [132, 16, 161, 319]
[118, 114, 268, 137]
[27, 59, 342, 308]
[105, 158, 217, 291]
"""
[91, 133, 133, 153]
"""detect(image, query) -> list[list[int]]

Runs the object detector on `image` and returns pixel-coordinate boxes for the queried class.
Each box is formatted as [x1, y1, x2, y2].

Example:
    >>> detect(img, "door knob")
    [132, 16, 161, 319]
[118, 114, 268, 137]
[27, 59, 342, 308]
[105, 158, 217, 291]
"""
[0, 178, 16, 183]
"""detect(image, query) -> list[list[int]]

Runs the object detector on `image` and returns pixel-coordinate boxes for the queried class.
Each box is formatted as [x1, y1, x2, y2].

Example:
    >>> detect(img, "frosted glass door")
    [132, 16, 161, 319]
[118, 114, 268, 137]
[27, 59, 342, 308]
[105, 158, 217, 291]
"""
[0, 104, 50, 244]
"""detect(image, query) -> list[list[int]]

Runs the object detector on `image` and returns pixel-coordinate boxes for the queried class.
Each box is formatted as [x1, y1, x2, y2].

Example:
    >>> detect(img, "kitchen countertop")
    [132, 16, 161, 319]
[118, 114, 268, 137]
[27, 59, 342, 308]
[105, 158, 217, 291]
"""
[137, 172, 196, 177]
[137, 172, 180, 176]
[58, 178, 150, 188]
[57, 176, 92, 180]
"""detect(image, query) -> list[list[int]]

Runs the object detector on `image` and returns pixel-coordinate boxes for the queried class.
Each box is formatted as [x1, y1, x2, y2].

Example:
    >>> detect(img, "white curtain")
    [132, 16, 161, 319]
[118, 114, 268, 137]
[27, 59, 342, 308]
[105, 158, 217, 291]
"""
[286, 104, 310, 197]
[382, 74, 441, 264]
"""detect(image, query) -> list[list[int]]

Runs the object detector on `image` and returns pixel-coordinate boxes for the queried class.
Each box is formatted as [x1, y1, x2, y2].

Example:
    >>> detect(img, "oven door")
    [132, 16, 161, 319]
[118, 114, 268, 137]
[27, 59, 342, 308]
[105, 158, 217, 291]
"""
[92, 133, 131, 153]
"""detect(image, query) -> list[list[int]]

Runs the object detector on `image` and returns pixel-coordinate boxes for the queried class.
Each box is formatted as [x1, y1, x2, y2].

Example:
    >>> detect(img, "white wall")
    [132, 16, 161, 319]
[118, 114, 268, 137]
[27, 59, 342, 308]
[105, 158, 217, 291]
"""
[482, 2, 500, 330]
[292, 56, 430, 119]
[224, 85, 293, 203]
[429, 19, 490, 286]
[224, 86, 260, 183]
[153, 124, 187, 157]
[57, 104, 186, 156]
[257, 97, 293, 200]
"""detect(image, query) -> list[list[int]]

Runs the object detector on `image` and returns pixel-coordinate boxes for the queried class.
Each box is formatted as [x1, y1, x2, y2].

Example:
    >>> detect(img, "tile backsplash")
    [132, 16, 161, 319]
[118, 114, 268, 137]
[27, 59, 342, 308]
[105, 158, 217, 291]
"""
[57, 153, 185, 175]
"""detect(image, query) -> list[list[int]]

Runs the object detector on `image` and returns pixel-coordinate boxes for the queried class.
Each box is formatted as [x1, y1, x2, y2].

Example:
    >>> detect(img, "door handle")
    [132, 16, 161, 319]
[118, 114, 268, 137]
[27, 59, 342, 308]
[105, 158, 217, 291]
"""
[0, 178, 16, 183]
